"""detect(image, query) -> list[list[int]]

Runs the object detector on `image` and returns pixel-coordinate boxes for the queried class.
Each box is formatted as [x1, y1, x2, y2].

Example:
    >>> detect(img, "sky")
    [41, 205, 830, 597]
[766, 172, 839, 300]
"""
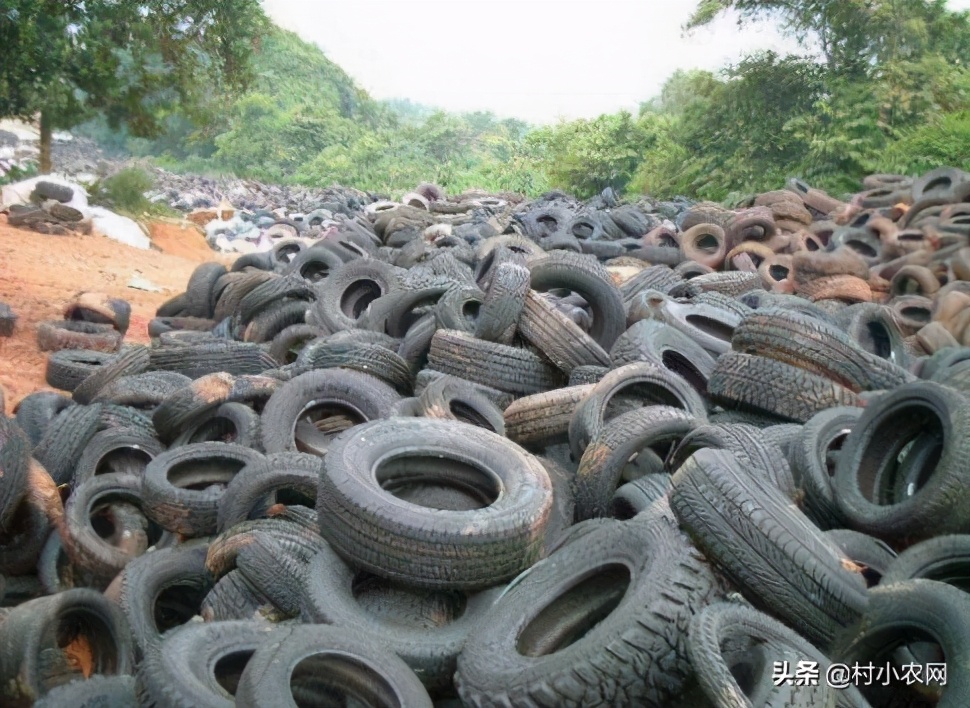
[263, 0, 970, 125]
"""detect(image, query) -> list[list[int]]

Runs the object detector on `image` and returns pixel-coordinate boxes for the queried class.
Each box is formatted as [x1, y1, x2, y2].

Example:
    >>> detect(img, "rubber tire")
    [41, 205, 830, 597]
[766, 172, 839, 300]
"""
[709, 352, 862, 424]
[300, 542, 502, 696]
[670, 447, 868, 648]
[259, 368, 402, 455]
[568, 361, 708, 461]
[575, 405, 698, 520]
[792, 407, 863, 530]
[0, 588, 134, 707]
[687, 601, 870, 708]
[45, 350, 113, 392]
[112, 543, 211, 662]
[832, 381, 970, 543]
[880, 535, 970, 591]
[318, 417, 553, 590]
[234, 624, 433, 708]
[454, 507, 719, 708]
[835, 579, 970, 708]
[141, 442, 265, 537]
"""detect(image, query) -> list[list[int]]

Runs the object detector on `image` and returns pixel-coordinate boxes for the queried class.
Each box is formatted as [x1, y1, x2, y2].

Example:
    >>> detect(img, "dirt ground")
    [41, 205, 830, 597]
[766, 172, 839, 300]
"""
[0, 217, 233, 415]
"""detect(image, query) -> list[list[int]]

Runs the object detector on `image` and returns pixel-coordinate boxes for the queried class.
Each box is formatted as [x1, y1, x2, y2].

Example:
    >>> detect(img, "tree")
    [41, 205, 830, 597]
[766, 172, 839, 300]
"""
[687, 0, 970, 79]
[0, 0, 265, 173]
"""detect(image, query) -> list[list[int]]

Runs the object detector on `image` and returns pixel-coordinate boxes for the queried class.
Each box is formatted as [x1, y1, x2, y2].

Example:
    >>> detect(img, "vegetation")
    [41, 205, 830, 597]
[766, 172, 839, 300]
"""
[0, 0, 264, 172]
[4, 1, 969, 202]
[85, 166, 176, 218]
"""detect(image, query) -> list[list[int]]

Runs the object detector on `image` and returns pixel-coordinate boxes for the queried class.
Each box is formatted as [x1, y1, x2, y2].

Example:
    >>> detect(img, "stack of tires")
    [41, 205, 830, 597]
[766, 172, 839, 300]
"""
[1, 172, 969, 706]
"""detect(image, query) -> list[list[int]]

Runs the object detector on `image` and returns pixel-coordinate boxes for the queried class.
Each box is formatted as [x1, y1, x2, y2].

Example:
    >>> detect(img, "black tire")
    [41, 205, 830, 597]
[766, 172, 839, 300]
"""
[184, 263, 228, 319]
[62, 472, 156, 583]
[12, 390, 74, 447]
[36, 320, 121, 353]
[113, 543, 212, 661]
[455, 508, 719, 708]
[267, 323, 323, 364]
[33, 180, 74, 203]
[155, 292, 190, 318]
[217, 453, 319, 532]
[666, 422, 797, 498]
[709, 352, 862, 423]
[880, 535, 970, 590]
[610, 319, 714, 396]
[568, 361, 708, 461]
[475, 261, 530, 345]
[148, 316, 218, 338]
[73, 345, 151, 405]
[234, 624, 433, 708]
[301, 543, 501, 696]
[575, 405, 698, 520]
[434, 284, 486, 333]
[687, 601, 870, 708]
[237, 274, 313, 326]
[296, 340, 413, 394]
[311, 259, 403, 332]
[72, 427, 163, 487]
[64, 294, 131, 335]
[417, 374, 506, 435]
[241, 299, 308, 343]
[670, 447, 868, 647]
[32, 402, 103, 486]
[260, 368, 401, 455]
[169, 401, 261, 449]
[611, 474, 672, 519]
[318, 418, 553, 590]
[0, 588, 134, 707]
[792, 407, 863, 530]
[732, 307, 914, 392]
[213, 271, 275, 321]
[33, 675, 136, 708]
[142, 442, 265, 537]
[137, 620, 278, 708]
[826, 529, 897, 588]
[517, 290, 610, 373]
[149, 341, 278, 379]
[835, 579, 970, 708]
[0, 416, 31, 530]
[835, 303, 910, 368]
[428, 329, 564, 395]
[528, 251, 625, 350]
[199, 568, 271, 623]
[283, 244, 345, 283]
[152, 373, 279, 444]
[45, 350, 113, 392]
[567, 364, 607, 386]
[832, 381, 970, 542]
[90, 371, 191, 409]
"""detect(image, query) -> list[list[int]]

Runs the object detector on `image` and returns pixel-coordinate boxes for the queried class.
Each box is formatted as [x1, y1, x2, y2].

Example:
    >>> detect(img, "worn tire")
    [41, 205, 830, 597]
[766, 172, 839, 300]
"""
[318, 417, 552, 590]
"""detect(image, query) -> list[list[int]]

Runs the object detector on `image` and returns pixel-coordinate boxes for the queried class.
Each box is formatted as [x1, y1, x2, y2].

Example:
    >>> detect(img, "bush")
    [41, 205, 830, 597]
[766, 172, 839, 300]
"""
[88, 166, 173, 216]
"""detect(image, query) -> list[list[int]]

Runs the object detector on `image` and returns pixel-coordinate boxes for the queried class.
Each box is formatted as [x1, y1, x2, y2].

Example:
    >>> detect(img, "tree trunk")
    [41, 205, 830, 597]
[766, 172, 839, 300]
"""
[39, 110, 52, 174]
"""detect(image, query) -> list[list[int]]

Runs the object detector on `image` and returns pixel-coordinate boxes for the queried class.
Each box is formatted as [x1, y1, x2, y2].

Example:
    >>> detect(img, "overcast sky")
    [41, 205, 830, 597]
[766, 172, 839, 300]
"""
[263, 0, 970, 125]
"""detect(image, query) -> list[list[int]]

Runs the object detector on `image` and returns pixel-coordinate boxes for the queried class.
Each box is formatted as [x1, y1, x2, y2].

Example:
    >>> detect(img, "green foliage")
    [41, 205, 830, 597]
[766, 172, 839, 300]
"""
[0, 162, 38, 187]
[87, 166, 174, 217]
[527, 112, 663, 198]
[0, 0, 266, 136]
[877, 112, 970, 175]
[62, 0, 970, 203]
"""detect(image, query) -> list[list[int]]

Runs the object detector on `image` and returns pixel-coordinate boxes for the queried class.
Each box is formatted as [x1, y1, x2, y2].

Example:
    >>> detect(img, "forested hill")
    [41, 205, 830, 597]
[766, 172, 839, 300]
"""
[76, 2, 970, 203]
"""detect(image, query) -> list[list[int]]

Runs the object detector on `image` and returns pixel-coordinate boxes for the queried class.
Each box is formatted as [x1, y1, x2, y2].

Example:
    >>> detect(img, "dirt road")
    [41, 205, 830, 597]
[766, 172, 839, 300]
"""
[0, 217, 231, 415]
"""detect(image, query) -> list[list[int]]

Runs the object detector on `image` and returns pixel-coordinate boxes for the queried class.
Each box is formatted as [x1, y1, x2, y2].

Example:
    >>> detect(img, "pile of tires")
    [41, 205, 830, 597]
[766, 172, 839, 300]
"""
[1, 172, 969, 706]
